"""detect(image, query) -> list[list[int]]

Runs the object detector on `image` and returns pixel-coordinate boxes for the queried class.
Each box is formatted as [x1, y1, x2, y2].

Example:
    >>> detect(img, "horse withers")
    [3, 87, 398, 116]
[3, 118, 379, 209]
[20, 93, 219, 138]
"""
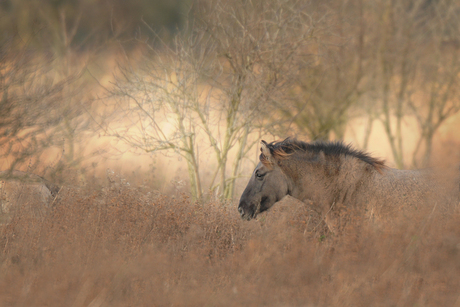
[238, 138, 456, 232]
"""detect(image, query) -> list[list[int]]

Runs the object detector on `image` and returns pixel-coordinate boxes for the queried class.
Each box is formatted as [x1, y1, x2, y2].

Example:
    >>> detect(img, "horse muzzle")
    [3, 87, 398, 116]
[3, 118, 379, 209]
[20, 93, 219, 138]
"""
[238, 203, 257, 220]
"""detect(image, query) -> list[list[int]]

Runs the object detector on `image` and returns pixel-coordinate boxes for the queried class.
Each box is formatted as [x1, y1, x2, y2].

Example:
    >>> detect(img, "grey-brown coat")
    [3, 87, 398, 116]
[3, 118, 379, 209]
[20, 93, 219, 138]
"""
[238, 138, 453, 231]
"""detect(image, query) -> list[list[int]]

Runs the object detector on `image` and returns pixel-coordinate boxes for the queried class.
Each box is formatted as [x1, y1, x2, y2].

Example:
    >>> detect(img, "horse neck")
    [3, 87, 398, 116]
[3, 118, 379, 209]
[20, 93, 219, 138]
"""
[282, 154, 361, 204]
[330, 156, 378, 202]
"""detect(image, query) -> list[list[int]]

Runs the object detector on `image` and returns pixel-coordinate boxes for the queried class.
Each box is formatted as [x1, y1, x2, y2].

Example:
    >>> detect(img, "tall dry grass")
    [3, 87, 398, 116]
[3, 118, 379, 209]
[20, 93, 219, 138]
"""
[0, 175, 459, 306]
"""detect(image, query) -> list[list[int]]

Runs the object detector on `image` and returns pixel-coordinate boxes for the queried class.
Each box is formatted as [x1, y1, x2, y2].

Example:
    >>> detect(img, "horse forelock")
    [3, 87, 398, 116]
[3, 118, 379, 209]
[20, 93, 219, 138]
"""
[262, 138, 387, 172]
[259, 139, 295, 168]
[259, 153, 273, 168]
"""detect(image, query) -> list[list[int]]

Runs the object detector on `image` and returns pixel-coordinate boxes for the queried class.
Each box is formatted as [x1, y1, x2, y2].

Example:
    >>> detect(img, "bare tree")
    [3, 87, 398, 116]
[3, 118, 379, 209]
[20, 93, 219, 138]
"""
[275, 0, 460, 169]
[107, 32, 207, 200]
[267, 0, 368, 141]
[0, 38, 71, 172]
[409, 56, 460, 167]
[0, 26, 100, 185]
[47, 9, 104, 182]
[194, 0, 319, 199]
[408, 1, 460, 167]
[362, 0, 460, 168]
[104, 0, 322, 200]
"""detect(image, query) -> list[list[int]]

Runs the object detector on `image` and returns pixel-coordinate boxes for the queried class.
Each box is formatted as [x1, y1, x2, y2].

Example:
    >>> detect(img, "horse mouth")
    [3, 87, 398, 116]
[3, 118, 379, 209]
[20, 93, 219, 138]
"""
[240, 209, 257, 221]
[239, 199, 265, 221]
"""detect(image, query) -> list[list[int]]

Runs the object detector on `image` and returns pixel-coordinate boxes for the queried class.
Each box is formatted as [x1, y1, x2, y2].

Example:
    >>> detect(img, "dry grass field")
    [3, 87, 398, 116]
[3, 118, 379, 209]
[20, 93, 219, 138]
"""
[0, 173, 459, 307]
[2, 1, 460, 305]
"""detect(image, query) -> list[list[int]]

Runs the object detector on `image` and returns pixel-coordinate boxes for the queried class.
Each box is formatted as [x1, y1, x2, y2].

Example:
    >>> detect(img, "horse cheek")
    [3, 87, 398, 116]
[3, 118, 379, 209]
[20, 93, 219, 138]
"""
[275, 176, 289, 202]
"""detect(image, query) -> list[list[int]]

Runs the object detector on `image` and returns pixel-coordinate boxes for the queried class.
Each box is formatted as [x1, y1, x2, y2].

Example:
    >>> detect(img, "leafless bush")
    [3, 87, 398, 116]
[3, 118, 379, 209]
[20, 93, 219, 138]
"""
[103, 0, 327, 201]
[0, 40, 67, 170]
[0, 33, 99, 184]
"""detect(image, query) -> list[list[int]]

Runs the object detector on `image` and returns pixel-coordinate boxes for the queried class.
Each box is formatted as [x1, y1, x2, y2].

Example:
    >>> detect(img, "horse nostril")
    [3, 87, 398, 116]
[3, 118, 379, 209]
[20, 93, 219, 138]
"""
[238, 207, 244, 216]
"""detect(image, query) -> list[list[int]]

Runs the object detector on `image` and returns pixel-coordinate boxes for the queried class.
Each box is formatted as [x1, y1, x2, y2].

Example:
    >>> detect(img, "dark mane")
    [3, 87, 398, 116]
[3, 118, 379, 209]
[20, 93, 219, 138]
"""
[264, 138, 387, 172]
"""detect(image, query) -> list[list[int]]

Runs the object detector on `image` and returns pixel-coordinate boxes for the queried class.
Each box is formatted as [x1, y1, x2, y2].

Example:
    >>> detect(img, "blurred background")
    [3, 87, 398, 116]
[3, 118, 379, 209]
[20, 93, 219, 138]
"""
[1, 0, 460, 201]
[2, 2, 460, 306]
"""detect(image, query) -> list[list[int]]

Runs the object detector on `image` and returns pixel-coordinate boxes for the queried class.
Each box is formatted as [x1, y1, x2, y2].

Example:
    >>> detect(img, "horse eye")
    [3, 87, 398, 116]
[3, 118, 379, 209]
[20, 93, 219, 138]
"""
[255, 172, 265, 179]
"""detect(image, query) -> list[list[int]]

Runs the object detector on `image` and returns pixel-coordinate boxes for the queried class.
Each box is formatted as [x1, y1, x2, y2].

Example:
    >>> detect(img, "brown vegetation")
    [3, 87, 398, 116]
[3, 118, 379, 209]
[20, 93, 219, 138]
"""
[0, 176, 459, 306]
[1, 1, 460, 305]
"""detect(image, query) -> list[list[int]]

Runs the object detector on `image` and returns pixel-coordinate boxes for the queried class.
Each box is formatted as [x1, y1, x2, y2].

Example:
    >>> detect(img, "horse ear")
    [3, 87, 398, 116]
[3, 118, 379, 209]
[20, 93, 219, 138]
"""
[260, 140, 272, 159]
